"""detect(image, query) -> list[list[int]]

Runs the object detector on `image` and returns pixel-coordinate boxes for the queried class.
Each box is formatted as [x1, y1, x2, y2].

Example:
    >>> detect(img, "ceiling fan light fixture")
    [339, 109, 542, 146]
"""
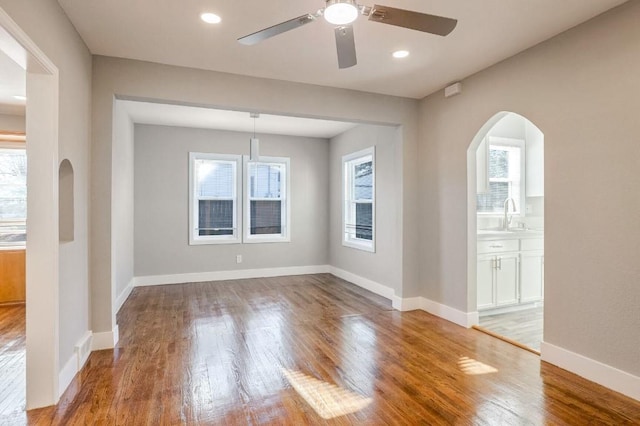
[324, 0, 359, 25]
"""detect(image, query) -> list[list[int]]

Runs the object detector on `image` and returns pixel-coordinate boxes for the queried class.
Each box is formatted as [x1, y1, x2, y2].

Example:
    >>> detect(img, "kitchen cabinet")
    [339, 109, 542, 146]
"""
[477, 235, 543, 312]
[477, 256, 495, 310]
[0, 249, 25, 304]
[520, 251, 544, 303]
[477, 239, 520, 310]
[496, 253, 520, 306]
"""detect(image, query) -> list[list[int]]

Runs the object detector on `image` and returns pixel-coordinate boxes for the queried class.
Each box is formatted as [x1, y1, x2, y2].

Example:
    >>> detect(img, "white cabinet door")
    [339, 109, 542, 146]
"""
[477, 256, 495, 310]
[495, 254, 519, 306]
[521, 251, 544, 303]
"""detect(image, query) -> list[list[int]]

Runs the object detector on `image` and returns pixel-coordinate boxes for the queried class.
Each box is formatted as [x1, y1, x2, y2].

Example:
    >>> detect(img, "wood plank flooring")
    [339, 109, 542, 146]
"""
[479, 306, 544, 351]
[0, 304, 25, 418]
[2, 274, 639, 424]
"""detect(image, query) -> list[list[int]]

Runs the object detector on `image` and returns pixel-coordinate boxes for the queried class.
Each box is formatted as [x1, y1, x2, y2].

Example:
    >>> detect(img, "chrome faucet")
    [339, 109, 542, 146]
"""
[503, 198, 516, 230]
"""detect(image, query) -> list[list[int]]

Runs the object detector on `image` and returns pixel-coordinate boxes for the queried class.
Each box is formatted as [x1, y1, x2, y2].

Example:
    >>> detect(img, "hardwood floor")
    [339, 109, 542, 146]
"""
[0, 304, 25, 418]
[3, 274, 639, 424]
[479, 306, 544, 351]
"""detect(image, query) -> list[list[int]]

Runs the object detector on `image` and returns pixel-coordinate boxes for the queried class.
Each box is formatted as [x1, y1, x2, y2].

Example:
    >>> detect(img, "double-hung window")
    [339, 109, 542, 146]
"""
[477, 137, 525, 214]
[244, 156, 290, 243]
[342, 147, 375, 252]
[189, 153, 241, 244]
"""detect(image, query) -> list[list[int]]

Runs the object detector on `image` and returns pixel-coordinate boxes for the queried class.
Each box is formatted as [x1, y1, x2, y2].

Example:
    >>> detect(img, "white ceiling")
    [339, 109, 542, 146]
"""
[120, 100, 358, 139]
[58, 0, 626, 99]
[0, 49, 25, 116]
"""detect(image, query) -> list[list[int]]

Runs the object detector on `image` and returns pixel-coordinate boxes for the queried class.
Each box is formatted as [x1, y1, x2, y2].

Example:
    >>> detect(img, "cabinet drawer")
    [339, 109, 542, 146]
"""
[477, 239, 518, 254]
[521, 238, 544, 251]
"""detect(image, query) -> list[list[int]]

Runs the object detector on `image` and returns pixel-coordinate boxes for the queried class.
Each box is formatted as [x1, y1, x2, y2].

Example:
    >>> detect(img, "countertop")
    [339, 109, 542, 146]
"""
[477, 229, 544, 240]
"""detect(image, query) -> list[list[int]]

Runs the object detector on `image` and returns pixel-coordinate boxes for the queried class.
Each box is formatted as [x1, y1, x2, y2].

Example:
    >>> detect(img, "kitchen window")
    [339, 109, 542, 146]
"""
[342, 147, 375, 252]
[477, 138, 525, 214]
[243, 156, 290, 243]
[0, 145, 27, 246]
[189, 153, 242, 244]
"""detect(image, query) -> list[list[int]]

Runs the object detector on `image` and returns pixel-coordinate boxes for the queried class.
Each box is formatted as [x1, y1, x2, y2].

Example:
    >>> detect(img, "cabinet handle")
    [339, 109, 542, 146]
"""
[489, 244, 503, 248]
[497, 258, 502, 270]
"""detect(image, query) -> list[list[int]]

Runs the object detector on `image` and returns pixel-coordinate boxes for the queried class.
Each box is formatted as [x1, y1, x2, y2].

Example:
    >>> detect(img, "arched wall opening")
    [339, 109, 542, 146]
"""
[59, 159, 74, 243]
[467, 112, 544, 347]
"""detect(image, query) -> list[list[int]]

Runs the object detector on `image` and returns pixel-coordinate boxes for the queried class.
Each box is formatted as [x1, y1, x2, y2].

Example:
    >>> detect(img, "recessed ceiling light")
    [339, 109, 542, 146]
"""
[392, 50, 410, 59]
[13, 95, 26, 101]
[324, 0, 359, 25]
[200, 12, 221, 24]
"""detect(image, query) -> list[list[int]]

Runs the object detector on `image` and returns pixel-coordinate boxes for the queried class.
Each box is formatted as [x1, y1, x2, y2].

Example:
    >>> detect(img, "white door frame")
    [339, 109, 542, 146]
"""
[0, 8, 61, 409]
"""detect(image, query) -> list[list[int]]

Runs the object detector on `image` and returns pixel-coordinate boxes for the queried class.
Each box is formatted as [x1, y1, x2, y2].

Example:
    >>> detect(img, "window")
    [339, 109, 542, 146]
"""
[342, 147, 375, 252]
[244, 156, 290, 242]
[0, 147, 27, 221]
[477, 137, 525, 214]
[0, 146, 27, 246]
[189, 153, 241, 244]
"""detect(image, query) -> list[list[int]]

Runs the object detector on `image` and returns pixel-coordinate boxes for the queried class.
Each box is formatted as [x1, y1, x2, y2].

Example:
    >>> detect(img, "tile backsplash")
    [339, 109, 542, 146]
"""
[477, 196, 544, 231]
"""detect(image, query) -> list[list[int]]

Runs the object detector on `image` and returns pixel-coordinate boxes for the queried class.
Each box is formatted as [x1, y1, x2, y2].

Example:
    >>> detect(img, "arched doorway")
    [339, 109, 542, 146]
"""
[467, 112, 544, 353]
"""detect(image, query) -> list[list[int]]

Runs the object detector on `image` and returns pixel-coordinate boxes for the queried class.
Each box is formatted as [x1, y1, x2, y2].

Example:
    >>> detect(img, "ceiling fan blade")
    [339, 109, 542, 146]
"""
[238, 13, 318, 45]
[367, 5, 457, 36]
[335, 25, 357, 69]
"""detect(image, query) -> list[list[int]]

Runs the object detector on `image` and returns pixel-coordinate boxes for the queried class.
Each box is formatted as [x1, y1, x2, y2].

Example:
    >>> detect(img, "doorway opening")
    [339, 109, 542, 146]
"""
[467, 112, 544, 353]
[1, 6, 61, 411]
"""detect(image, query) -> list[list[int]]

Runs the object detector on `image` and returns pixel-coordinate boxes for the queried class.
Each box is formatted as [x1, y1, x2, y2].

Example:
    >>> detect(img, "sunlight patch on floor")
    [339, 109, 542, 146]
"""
[458, 356, 498, 375]
[282, 368, 372, 419]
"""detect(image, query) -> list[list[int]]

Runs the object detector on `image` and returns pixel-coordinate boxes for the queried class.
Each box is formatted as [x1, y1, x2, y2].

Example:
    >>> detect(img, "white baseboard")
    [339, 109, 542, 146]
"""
[328, 268, 476, 328]
[389, 295, 478, 328]
[91, 325, 119, 351]
[421, 298, 477, 328]
[115, 279, 134, 313]
[329, 267, 395, 301]
[74, 330, 93, 370]
[392, 296, 422, 311]
[58, 352, 78, 398]
[133, 265, 331, 287]
[541, 342, 640, 402]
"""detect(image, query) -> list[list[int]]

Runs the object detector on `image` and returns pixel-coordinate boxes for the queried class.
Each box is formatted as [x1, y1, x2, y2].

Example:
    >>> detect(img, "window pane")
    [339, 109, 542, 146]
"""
[355, 203, 372, 240]
[354, 160, 373, 200]
[489, 148, 508, 179]
[196, 160, 234, 198]
[249, 163, 282, 198]
[250, 200, 282, 235]
[476, 182, 510, 213]
[198, 200, 233, 235]
[0, 149, 27, 220]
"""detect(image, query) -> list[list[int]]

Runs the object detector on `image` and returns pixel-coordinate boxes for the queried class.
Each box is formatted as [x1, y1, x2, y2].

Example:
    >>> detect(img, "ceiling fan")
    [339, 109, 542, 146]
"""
[237, 0, 457, 69]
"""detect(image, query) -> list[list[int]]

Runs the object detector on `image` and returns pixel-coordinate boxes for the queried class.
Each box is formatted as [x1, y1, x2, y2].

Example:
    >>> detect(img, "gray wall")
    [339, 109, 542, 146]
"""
[419, 1, 639, 376]
[92, 55, 419, 334]
[329, 124, 402, 294]
[134, 124, 329, 276]
[112, 102, 135, 300]
[0, 113, 25, 131]
[0, 0, 92, 369]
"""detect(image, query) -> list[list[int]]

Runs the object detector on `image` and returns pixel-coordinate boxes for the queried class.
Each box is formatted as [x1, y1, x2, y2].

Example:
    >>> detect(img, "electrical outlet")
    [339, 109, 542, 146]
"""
[236, 255, 242, 264]
[526, 204, 533, 214]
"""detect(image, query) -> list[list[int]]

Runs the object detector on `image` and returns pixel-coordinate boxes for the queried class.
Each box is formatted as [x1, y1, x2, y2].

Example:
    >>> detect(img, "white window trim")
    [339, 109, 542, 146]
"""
[342, 147, 375, 253]
[242, 155, 291, 243]
[477, 136, 526, 217]
[188, 152, 242, 245]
